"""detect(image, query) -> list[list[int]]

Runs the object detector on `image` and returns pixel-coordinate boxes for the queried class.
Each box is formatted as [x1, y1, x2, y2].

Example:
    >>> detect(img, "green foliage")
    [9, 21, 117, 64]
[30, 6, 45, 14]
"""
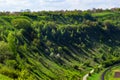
[7, 32, 17, 54]
[0, 66, 18, 79]
[11, 18, 31, 30]
[0, 74, 12, 80]
[0, 9, 120, 80]
[5, 60, 17, 68]
[0, 41, 13, 63]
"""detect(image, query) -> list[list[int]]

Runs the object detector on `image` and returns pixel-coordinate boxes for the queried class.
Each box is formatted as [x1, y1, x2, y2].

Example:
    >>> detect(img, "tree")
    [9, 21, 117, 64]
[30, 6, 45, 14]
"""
[11, 18, 31, 30]
[0, 41, 13, 63]
[7, 32, 17, 54]
[82, 12, 94, 20]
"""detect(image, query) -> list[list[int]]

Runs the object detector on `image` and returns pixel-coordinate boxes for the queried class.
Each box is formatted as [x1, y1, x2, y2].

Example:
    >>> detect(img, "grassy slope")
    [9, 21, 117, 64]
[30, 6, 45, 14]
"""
[89, 64, 120, 80]
[0, 10, 120, 79]
[92, 12, 115, 17]
[88, 69, 105, 80]
[88, 73, 101, 80]
[0, 74, 12, 80]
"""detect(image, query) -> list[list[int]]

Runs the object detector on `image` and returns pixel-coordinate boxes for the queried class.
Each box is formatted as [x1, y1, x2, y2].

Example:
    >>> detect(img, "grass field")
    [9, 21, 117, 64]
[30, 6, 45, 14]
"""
[0, 74, 12, 80]
[92, 12, 115, 17]
[88, 69, 105, 80]
[88, 73, 101, 80]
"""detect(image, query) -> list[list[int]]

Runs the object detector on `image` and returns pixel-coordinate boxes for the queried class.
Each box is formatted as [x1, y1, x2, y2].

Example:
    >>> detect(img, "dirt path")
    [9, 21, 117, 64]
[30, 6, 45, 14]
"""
[83, 69, 94, 80]
[101, 68, 110, 80]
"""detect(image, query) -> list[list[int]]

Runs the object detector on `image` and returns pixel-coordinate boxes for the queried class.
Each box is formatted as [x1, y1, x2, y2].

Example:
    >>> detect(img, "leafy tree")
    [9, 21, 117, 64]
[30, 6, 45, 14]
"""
[11, 18, 31, 30]
[82, 12, 94, 20]
[0, 41, 13, 63]
[7, 32, 17, 54]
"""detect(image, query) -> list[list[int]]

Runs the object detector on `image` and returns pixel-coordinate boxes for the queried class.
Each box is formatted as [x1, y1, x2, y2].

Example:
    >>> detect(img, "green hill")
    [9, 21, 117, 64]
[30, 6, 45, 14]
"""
[0, 8, 120, 80]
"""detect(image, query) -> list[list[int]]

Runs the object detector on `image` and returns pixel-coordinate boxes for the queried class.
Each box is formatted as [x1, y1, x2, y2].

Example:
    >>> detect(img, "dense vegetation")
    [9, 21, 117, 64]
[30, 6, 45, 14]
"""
[0, 8, 120, 80]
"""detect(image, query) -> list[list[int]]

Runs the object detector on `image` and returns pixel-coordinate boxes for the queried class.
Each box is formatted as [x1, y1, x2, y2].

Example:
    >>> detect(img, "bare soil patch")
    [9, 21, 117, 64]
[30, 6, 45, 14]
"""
[114, 72, 120, 78]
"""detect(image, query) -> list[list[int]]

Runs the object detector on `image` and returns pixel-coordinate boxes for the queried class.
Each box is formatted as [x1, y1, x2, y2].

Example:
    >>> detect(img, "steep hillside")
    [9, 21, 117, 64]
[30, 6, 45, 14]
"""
[0, 9, 120, 80]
